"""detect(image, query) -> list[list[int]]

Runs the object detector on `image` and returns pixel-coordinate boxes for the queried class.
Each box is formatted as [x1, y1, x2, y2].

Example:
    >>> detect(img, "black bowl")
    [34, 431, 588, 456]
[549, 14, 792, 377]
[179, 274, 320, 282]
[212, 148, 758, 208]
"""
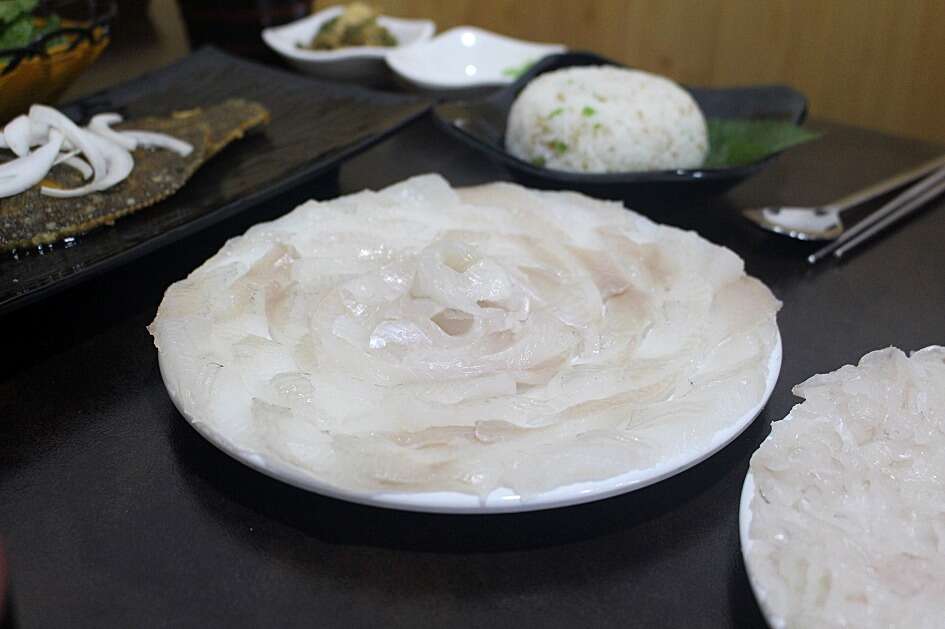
[432, 52, 808, 206]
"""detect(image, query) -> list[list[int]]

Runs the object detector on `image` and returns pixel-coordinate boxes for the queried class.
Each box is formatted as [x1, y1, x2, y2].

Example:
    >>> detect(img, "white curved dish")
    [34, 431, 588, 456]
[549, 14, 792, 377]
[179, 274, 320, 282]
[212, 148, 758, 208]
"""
[162, 332, 781, 514]
[386, 26, 565, 91]
[741, 346, 945, 628]
[740, 418, 793, 629]
[262, 6, 435, 83]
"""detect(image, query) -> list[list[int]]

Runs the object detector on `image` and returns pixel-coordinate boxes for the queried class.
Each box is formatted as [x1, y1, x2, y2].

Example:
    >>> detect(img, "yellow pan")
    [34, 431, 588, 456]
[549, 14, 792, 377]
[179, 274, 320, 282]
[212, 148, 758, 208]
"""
[0, 20, 111, 124]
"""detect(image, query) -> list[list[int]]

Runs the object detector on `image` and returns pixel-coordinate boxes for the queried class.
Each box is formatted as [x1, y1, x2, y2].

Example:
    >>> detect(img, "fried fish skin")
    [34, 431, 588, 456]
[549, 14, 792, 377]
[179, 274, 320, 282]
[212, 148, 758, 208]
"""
[0, 99, 269, 252]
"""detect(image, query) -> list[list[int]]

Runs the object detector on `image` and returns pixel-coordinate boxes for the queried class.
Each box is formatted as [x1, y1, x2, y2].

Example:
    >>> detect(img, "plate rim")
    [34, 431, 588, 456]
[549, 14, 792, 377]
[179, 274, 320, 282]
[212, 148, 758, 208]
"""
[161, 329, 782, 514]
[740, 415, 795, 629]
[385, 25, 566, 90]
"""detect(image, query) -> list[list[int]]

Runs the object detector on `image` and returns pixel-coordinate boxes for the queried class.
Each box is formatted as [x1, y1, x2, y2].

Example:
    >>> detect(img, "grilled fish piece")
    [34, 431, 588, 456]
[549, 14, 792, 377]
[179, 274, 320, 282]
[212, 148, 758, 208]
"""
[0, 99, 269, 251]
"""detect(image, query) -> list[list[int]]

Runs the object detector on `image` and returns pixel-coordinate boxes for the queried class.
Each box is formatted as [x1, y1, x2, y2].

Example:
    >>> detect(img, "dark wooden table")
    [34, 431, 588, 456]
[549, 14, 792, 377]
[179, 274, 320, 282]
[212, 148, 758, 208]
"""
[1, 113, 943, 628]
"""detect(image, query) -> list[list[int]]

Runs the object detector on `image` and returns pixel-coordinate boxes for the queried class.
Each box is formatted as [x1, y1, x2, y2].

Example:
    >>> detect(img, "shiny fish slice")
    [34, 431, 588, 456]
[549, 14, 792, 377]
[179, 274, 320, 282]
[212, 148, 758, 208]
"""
[151, 174, 782, 499]
[0, 99, 269, 251]
[745, 346, 945, 629]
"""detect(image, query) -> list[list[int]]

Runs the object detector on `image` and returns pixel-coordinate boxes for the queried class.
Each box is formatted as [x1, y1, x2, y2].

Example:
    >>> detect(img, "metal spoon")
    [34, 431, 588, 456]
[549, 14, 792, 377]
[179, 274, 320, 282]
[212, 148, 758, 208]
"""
[742, 153, 945, 241]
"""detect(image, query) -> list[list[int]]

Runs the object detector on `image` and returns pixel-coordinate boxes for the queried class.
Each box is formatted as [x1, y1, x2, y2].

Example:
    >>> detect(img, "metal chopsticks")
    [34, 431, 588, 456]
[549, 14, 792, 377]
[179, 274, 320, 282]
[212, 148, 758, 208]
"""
[808, 165, 945, 264]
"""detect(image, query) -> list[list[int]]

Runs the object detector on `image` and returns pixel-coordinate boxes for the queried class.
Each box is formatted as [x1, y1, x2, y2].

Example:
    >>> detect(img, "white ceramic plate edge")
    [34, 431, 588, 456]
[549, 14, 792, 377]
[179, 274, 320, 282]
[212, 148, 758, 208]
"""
[740, 419, 794, 629]
[385, 26, 566, 90]
[162, 332, 781, 514]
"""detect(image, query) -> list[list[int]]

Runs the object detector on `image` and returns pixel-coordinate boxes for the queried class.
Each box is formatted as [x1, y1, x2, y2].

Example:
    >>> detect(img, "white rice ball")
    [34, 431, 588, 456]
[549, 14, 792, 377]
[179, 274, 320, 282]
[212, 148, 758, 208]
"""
[505, 66, 709, 174]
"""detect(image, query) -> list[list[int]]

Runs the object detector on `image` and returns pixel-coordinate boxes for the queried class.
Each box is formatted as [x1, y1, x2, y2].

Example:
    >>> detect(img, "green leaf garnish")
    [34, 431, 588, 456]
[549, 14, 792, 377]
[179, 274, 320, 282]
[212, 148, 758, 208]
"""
[581, 106, 596, 117]
[547, 107, 564, 119]
[705, 118, 819, 168]
[501, 58, 536, 79]
[0, 0, 37, 25]
[35, 13, 64, 47]
[531, 156, 546, 167]
[1, 2, 65, 69]
[0, 4, 18, 24]
[0, 13, 32, 49]
[549, 140, 568, 155]
[36, 13, 60, 37]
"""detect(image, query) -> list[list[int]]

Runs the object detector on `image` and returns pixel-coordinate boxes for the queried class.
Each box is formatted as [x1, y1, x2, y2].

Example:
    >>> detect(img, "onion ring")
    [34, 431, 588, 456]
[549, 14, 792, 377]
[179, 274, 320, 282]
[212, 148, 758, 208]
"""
[0, 131, 64, 198]
[120, 130, 193, 157]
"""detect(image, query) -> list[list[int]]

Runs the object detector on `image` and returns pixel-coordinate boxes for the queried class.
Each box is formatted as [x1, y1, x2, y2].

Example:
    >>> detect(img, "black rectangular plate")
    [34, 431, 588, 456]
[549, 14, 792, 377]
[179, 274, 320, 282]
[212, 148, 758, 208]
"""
[433, 52, 807, 205]
[0, 46, 432, 315]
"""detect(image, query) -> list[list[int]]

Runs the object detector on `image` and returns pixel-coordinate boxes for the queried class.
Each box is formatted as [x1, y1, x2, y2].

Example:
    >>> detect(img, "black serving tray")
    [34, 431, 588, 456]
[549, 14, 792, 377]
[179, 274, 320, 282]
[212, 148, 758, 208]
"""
[0, 46, 432, 315]
[433, 52, 808, 205]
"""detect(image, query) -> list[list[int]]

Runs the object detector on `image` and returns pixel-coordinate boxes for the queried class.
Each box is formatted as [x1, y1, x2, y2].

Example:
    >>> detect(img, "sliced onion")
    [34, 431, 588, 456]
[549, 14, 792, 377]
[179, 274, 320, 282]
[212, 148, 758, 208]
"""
[1, 105, 190, 199]
[3, 115, 32, 157]
[89, 134, 133, 189]
[120, 130, 193, 156]
[88, 113, 137, 151]
[0, 119, 51, 150]
[0, 130, 59, 177]
[42, 133, 133, 198]
[0, 130, 64, 198]
[29, 105, 108, 191]
[63, 157, 94, 180]
[54, 151, 94, 180]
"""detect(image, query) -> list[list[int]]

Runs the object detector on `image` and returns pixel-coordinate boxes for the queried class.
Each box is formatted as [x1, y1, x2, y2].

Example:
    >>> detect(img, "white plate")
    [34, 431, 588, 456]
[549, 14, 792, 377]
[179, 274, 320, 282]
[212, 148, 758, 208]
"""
[741, 347, 945, 627]
[161, 333, 781, 514]
[385, 26, 565, 91]
[740, 417, 794, 629]
[261, 6, 434, 83]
